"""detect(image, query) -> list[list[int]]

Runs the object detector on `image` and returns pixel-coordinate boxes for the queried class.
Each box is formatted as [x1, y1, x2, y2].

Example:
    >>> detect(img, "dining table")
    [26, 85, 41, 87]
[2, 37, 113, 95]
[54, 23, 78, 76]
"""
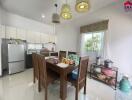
[45, 57, 77, 100]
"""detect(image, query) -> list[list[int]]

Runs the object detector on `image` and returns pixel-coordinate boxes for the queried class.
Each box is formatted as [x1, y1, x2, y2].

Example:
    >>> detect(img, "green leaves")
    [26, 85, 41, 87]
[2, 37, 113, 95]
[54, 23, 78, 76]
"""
[85, 33, 102, 52]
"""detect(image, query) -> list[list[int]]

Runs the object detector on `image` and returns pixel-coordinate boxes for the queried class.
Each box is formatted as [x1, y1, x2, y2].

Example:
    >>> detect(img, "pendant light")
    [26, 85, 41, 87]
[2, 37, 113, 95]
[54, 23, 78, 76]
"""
[52, 4, 60, 23]
[60, 0, 72, 20]
[75, 0, 90, 12]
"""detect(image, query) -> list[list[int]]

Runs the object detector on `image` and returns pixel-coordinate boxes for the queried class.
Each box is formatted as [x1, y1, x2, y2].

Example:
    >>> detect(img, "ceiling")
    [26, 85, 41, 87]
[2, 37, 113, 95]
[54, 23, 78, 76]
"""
[0, 0, 114, 25]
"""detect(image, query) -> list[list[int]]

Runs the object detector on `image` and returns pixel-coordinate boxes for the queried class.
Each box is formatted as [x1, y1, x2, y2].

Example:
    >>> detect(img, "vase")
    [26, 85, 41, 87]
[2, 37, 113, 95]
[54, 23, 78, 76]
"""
[119, 76, 131, 93]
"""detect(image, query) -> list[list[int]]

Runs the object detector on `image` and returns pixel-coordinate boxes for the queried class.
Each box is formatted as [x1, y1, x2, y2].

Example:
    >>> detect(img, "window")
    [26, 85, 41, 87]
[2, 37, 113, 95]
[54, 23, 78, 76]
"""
[84, 31, 104, 52]
[81, 31, 104, 56]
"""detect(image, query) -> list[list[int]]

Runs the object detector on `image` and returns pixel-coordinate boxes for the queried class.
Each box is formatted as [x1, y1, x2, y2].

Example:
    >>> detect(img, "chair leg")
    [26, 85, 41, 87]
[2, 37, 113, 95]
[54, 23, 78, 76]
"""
[45, 86, 48, 100]
[33, 76, 35, 83]
[84, 79, 87, 94]
[84, 85, 86, 94]
[75, 87, 79, 100]
[33, 70, 35, 83]
[38, 85, 41, 92]
[38, 84, 41, 92]
[38, 77, 41, 92]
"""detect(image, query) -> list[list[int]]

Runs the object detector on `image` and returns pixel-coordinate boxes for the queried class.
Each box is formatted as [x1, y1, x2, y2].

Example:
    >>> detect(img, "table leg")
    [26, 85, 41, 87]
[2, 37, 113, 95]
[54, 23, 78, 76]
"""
[60, 70, 67, 100]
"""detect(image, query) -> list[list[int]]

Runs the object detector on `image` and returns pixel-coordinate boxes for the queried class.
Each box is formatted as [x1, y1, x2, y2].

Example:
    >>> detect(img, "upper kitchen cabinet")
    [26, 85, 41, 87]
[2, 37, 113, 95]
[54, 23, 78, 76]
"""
[0, 25, 5, 38]
[26, 30, 36, 43]
[40, 33, 49, 43]
[35, 32, 41, 43]
[5, 26, 17, 39]
[49, 35, 56, 43]
[16, 28, 26, 40]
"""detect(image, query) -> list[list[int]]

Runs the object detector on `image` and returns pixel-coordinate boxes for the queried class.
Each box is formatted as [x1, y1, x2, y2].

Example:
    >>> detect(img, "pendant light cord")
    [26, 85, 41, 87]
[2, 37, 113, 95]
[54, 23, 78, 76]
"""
[66, 0, 68, 4]
[55, 4, 58, 13]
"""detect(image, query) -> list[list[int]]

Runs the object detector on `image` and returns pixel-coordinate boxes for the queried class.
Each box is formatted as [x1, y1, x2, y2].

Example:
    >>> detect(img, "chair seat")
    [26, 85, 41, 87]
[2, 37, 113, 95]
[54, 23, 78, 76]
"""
[68, 75, 86, 91]
[67, 74, 77, 86]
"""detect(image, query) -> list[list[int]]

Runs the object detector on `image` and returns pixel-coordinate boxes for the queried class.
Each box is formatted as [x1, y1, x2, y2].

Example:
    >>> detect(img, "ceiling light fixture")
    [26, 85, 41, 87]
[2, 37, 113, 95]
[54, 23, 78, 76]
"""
[41, 14, 45, 18]
[75, 0, 90, 12]
[60, 0, 72, 20]
[52, 4, 60, 23]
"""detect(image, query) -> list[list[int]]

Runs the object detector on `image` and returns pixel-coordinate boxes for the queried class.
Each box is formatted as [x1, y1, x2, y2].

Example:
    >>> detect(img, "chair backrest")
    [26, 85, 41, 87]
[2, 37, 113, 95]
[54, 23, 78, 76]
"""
[68, 51, 76, 56]
[40, 52, 50, 57]
[59, 51, 66, 61]
[50, 52, 58, 57]
[32, 53, 39, 78]
[78, 56, 89, 81]
[37, 54, 47, 87]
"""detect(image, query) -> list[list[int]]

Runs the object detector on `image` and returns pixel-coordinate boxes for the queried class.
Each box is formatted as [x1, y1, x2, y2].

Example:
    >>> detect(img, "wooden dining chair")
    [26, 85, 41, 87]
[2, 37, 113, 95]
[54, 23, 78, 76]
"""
[32, 53, 39, 83]
[32, 53, 41, 92]
[37, 54, 58, 100]
[68, 51, 77, 56]
[68, 56, 89, 100]
[59, 51, 66, 61]
[50, 52, 58, 57]
[40, 52, 50, 57]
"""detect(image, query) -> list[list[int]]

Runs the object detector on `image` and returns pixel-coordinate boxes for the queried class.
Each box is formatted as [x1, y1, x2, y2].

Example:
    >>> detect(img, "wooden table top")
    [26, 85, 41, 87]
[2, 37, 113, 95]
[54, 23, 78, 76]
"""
[46, 57, 77, 74]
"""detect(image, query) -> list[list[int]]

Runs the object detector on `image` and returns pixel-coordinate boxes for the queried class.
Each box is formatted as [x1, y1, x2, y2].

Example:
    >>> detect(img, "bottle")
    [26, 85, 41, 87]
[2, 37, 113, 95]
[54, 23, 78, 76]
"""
[96, 56, 101, 65]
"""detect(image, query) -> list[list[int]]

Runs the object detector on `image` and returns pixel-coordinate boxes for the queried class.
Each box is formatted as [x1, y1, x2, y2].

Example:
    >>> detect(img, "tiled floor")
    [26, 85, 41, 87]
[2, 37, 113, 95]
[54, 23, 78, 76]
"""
[0, 69, 131, 100]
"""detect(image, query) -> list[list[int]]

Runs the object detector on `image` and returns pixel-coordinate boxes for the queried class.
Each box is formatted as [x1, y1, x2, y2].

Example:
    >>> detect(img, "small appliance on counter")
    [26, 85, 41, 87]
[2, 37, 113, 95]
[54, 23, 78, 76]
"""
[104, 59, 113, 68]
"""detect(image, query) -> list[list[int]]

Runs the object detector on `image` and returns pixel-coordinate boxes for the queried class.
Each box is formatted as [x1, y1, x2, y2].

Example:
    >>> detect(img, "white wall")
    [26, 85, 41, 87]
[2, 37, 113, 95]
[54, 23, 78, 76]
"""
[0, 8, 1, 24]
[0, 7, 3, 24]
[73, 3, 132, 78]
[0, 7, 4, 76]
[2, 10, 53, 34]
[56, 24, 79, 52]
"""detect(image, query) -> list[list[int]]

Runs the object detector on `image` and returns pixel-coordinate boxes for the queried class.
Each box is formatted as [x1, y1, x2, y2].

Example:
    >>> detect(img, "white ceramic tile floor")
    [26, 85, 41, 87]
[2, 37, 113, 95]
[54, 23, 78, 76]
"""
[0, 69, 131, 100]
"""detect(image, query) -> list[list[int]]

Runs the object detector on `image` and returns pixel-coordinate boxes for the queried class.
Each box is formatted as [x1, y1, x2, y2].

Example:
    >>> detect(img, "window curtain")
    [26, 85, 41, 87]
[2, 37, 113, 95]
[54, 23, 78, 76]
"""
[80, 20, 109, 33]
[102, 30, 111, 59]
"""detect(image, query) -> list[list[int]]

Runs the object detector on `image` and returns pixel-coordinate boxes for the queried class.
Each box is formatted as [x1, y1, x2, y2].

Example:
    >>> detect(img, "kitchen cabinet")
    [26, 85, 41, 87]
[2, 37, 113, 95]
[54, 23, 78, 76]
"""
[49, 35, 56, 43]
[40, 33, 49, 43]
[0, 25, 55, 44]
[35, 32, 41, 43]
[0, 25, 5, 38]
[27, 30, 36, 43]
[26, 54, 33, 68]
[5, 26, 17, 39]
[16, 28, 26, 40]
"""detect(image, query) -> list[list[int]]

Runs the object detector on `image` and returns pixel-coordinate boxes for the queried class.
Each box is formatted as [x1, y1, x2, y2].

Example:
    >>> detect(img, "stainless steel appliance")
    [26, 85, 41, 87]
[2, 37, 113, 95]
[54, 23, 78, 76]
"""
[104, 59, 113, 68]
[8, 44, 25, 74]
[2, 39, 26, 75]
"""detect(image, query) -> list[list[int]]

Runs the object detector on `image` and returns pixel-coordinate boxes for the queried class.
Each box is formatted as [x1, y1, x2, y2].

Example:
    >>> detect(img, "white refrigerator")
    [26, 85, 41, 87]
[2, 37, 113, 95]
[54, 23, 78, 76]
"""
[8, 44, 25, 74]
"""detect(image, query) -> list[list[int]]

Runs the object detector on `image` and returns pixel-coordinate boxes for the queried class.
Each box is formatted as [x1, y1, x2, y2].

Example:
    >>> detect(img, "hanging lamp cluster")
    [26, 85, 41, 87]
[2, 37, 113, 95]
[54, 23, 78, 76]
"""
[52, 4, 60, 23]
[52, 0, 90, 23]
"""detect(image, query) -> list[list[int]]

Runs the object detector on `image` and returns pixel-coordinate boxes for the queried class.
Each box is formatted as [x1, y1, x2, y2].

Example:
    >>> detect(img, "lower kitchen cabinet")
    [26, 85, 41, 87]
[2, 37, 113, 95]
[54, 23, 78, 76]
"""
[26, 54, 33, 68]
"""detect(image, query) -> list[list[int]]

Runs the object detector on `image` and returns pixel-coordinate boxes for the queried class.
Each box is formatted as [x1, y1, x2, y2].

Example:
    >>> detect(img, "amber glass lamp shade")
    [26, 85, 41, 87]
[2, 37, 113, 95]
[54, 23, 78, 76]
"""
[60, 4, 72, 20]
[75, 0, 90, 12]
